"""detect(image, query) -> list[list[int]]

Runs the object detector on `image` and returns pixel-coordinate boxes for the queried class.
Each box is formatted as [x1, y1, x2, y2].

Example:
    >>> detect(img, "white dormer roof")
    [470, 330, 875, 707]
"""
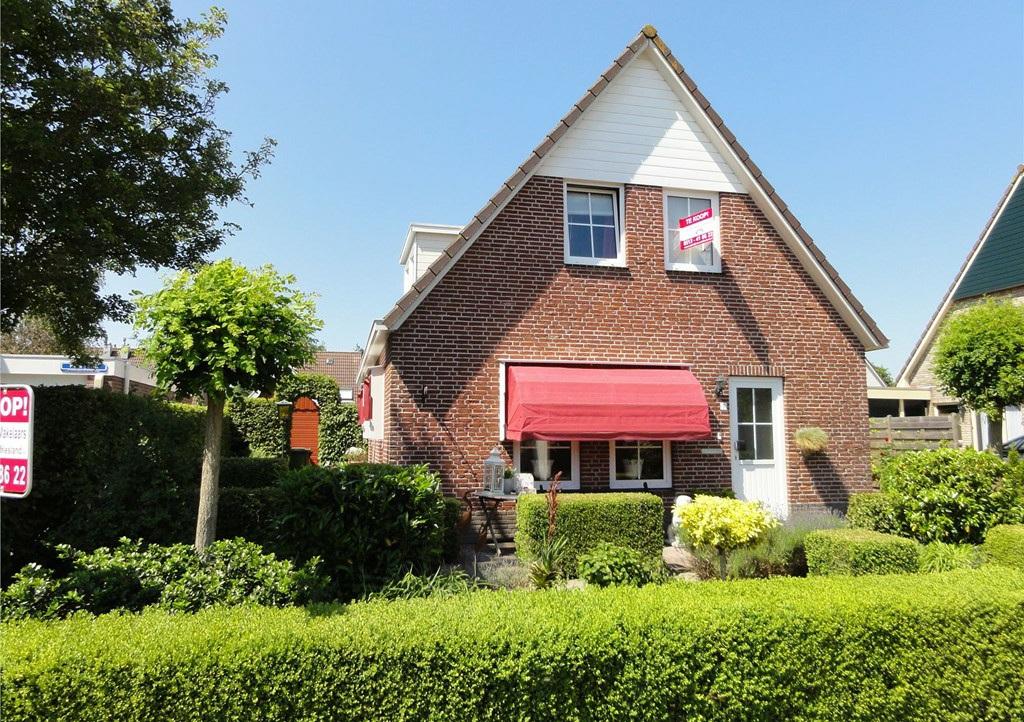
[398, 223, 462, 265]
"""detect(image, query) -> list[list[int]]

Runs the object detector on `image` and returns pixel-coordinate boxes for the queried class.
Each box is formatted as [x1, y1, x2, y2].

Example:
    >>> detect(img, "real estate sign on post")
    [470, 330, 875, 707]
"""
[1, 385, 34, 498]
[678, 208, 715, 250]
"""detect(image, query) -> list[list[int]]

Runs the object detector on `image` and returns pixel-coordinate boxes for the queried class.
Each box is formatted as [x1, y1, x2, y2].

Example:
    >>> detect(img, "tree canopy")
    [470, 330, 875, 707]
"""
[934, 299, 1024, 420]
[1, 0, 274, 358]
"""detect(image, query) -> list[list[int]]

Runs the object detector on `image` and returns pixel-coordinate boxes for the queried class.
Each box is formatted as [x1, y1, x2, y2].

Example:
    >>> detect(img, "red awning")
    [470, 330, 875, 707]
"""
[357, 377, 372, 424]
[505, 365, 711, 441]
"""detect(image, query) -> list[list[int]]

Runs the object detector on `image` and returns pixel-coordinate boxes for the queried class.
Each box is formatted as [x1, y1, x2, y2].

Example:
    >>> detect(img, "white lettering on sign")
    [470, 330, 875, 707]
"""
[678, 207, 715, 251]
[1, 385, 34, 498]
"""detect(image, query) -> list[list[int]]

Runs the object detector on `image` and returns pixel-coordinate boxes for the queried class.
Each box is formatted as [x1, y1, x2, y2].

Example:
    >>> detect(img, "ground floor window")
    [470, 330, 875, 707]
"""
[609, 440, 672, 489]
[514, 440, 580, 490]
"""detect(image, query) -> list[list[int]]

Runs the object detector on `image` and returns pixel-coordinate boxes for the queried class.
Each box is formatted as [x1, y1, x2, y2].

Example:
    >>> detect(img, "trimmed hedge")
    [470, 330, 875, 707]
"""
[3, 569, 1022, 720]
[845, 491, 896, 533]
[218, 456, 287, 489]
[226, 396, 288, 457]
[441, 497, 464, 563]
[0, 386, 207, 582]
[806, 528, 919, 576]
[983, 524, 1024, 570]
[516, 492, 664, 572]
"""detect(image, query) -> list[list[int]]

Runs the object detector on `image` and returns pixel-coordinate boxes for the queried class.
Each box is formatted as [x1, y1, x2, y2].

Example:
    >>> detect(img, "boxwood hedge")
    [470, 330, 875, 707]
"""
[805, 528, 919, 576]
[983, 524, 1024, 570]
[3, 569, 1022, 721]
[516, 492, 664, 572]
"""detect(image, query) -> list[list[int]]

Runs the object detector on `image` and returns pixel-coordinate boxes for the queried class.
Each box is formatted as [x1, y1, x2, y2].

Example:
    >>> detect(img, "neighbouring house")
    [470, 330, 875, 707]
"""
[297, 350, 362, 402]
[0, 348, 158, 395]
[895, 165, 1024, 448]
[866, 361, 931, 418]
[356, 25, 887, 519]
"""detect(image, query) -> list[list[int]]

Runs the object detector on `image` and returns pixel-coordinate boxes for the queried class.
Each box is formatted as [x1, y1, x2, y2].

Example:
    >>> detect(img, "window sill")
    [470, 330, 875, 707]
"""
[565, 256, 627, 268]
[609, 479, 671, 490]
[535, 481, 581, 491]
[665, 262, 721, 274]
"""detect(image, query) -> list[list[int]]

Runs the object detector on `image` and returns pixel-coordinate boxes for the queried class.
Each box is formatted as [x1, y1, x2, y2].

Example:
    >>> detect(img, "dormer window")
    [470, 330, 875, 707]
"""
[564, 186, 625, 266]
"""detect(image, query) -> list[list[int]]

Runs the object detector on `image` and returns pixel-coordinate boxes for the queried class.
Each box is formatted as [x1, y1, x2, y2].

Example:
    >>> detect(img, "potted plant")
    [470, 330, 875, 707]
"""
[794, 427, 829, 456]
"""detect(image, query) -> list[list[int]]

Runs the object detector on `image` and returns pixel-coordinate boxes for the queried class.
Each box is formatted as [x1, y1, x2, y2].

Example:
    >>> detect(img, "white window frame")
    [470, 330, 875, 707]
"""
[564, 182, 626, 267]
[513, 440, 581, 491]
[608, 440, 672, 489]
[663, 189, 721, 273]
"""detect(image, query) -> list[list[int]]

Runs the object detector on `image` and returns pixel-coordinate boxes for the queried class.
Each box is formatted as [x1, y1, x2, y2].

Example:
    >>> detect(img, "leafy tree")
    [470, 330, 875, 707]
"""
[1, 0, 275, 359]
[0, 315, 81, 354]
[871, 363, 894, 387]
[135, 260, 321, 549]
[934, 300, 1024, 423]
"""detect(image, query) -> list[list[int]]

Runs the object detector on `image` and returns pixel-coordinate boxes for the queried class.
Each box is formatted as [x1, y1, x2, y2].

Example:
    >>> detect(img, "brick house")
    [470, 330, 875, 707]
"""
[895, 165, 1024, 448]
[297, 350, 362, 403]
[356, 26, 887, 518]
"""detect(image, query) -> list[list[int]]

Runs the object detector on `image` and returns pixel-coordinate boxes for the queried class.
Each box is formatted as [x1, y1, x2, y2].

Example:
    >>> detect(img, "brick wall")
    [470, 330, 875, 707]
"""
[380, 176, 871, 512]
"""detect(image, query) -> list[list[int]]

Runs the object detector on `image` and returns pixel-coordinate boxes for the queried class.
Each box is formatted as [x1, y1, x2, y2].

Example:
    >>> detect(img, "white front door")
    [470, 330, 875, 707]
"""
[729, 377, 788, 519]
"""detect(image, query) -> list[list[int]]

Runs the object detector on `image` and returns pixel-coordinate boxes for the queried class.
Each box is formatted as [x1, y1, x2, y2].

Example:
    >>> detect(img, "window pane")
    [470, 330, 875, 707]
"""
[737, 388, 753, 423]
[589, 193, 615, 226]
[614, 442, 638, 480]
[754, 388, 772, 423]
[639, 443, 664, 480]
[691, 197, 711, 213]
[568, 224, 592, 257]
[666, 196, 690, 228]
[592, 226, 618, 258]
[567, 192, 590, 225]
[755, 425, 774, 460]
[737, 425, 755, 460]
[522, 441, 573, 482]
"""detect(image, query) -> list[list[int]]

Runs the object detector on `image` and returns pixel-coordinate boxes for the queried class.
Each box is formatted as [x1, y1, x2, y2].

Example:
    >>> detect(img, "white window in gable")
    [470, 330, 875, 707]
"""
[664, 192, 721, 272]
[565, 187, 623, 266]
[609, 440, 672, 489]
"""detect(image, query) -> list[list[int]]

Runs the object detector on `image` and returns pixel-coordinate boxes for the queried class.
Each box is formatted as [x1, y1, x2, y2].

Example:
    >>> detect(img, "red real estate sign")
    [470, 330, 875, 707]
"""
[678, 207, 715, 250]
[1, 385, 34, 498]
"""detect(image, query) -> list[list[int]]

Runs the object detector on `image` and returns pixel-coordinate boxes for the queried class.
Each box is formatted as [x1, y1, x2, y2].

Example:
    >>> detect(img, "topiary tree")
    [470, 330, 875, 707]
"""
[135, 260, 321, 549]
[934, 300, 1024, 433]
[674, 495, 779, 579]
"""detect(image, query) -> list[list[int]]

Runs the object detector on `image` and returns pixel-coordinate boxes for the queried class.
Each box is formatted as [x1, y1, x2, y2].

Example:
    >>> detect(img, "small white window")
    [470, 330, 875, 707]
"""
[514, 440, 580, 491]
[609, 440, 672, 489]
[565, 187, 624, 266]
[664, 191, 721, 272]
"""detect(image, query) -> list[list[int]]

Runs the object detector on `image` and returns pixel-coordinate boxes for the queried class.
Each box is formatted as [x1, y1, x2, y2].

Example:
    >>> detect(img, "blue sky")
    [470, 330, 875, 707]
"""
[103, 1, 1023, 375]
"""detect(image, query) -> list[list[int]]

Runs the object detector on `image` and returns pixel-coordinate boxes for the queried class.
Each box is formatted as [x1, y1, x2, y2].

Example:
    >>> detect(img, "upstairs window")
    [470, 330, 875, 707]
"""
[565, 187, 624, 266]
[665, 192, 721, 272]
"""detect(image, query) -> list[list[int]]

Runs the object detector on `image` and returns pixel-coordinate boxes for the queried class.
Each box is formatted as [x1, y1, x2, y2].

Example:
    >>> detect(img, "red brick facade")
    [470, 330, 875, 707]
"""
[370, 175, 871, 512]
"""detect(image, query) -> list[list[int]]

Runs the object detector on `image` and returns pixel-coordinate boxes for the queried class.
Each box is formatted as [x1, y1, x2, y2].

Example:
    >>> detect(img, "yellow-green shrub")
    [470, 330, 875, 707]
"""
[3, 569, 1022, 721]
[983, 524, 1024, 569]
[675, 495, 778, 578]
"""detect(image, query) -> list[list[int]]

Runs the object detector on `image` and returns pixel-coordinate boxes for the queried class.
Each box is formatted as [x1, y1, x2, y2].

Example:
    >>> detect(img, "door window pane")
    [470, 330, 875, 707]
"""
[737, 424, 756, 460]
[737, 388, 754, 423]
[754, 425, 774, 460]
[754, 387, 772, 423]
[520, 441, 573, 482]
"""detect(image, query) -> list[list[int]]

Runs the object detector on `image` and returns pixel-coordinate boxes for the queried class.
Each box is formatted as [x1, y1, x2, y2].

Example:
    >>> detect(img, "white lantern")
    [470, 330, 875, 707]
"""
[483, 446, 505, 493]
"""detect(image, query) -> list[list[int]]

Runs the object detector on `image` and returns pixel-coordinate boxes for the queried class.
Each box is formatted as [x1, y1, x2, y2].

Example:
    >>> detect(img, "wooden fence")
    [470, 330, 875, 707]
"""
[869, 414, 961, 457]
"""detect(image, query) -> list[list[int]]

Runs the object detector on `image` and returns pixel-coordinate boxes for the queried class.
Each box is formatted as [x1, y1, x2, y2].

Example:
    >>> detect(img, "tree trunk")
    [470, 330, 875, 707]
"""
[194, 392, 225, 550]
[718, 550, 728, 581]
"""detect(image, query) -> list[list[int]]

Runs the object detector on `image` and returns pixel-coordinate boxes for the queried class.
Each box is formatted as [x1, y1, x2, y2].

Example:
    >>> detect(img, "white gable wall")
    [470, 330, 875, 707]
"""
[538, 49, 745, 192]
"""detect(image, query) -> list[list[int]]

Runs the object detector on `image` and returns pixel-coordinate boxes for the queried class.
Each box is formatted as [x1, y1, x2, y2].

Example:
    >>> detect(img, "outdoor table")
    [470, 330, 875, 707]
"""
[474, 490, 518, 555]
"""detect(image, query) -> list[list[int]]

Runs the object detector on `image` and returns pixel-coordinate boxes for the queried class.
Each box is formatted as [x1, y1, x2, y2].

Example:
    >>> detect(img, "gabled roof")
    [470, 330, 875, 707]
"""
[897, 165, 1024, 386]
[358, 25, 887, 381]
[298, 351, 362, 392]
[398, 223, 462, 265]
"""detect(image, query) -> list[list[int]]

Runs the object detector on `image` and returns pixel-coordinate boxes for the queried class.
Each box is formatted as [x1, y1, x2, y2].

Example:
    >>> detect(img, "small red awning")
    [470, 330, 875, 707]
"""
[505, 365, 711, 441]
[357, 377, 372, 424]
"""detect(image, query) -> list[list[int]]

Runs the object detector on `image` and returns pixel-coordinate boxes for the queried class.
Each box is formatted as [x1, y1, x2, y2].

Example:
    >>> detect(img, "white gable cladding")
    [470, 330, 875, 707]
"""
[538, 50, 745, 192]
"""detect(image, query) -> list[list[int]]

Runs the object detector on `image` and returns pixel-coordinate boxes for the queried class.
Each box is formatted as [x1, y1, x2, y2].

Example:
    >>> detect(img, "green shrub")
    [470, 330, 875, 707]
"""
[3, 569, 1022, 721]
[226, 395, 288, 457]
[918, 542, 981, 573]
[875, 448, 1024, 543]
[805, 528, 919, 576]
[216, 486, 278, 545]
[219, 456, 287, 489]
[983, 524, 1024, 569]
[846, 491, 897, 533]
[728, 510, 845, 579]
[269, 464, 445, 599]
[578, 542, 660, 587]
[516, 493, 663, 573]
[441, 497, 464, 563]
[675, 495, 778, 579]
[364, 569, 488, 602]
[0, 538, 323, 620]
[0, 387, 209, 582]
